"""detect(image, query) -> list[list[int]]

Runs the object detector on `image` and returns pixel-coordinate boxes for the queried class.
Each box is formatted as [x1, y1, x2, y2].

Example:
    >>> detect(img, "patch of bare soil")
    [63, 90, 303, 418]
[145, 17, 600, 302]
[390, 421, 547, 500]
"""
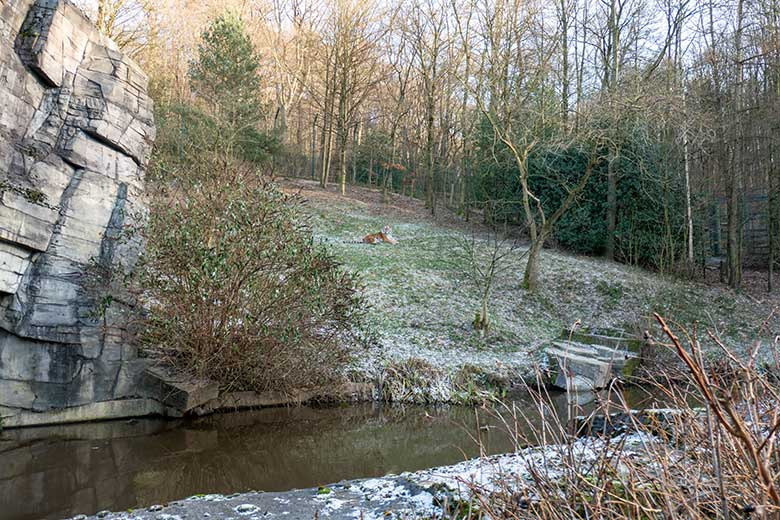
[280, 178, 485, 234]
[740, 269, 780, 302]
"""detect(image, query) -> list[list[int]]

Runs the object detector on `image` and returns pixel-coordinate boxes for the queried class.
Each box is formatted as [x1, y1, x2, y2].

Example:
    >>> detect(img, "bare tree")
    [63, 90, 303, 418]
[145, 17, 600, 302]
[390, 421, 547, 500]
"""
[455, 226, 523, 336]
[403, 0, 450, 215]
[74, 0, 151, 57]
[310, 0, 386, 193]
[127, 0, 780, 289]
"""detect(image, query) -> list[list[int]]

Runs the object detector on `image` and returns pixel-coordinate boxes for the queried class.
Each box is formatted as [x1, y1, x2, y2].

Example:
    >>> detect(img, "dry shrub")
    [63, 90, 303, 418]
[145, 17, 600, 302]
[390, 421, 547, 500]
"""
[139, 162, 367, 393]
[459, 312, 780, 519]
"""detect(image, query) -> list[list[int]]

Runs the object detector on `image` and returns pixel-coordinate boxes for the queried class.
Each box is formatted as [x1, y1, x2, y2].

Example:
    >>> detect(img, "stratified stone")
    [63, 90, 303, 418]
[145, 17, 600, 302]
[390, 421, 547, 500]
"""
[0, 0, 155, 427]
[546, 340, 639, 391]
[0, 241, 32, 293]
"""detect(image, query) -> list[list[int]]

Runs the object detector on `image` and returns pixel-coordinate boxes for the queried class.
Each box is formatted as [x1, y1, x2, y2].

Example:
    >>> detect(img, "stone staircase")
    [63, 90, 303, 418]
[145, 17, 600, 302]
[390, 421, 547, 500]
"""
[546, 330, 642, 391]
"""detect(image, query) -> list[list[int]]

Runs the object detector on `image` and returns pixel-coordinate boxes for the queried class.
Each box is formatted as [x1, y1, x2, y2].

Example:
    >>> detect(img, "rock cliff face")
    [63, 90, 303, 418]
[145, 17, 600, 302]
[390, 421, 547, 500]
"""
[0, 0, 156, 427]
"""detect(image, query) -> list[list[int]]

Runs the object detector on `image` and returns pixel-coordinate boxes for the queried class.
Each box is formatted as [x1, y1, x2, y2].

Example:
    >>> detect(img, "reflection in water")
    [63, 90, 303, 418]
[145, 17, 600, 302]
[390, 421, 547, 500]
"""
[0, 387, 669, 520]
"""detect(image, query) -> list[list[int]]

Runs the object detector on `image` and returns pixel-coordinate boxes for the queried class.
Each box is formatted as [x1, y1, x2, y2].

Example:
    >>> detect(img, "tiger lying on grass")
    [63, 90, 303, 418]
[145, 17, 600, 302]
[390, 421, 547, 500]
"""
[359, 225, 398, 245]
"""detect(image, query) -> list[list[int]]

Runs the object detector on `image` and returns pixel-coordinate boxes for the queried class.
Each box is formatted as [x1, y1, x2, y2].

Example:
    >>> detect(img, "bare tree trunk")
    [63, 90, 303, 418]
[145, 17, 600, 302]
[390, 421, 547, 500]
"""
[425, 81, 436, 216]
[602, 0, 622, 261]
[559, 0, 570, 128]
[727, 146, 741, 288]
[460, 172, 468, 221]
[368, 155, 374, 188]
[727, 0, 745, 289]
[769, 0, 780, 291]
[524, 233, 545, 291]
[684, 131, 694, 264]
[319, 50, 336, 188]
[336, 47, 349, 195]
[351, 121, 361, 185]
[769, 144, 776, 292]
[605, 154, 618, 260]
[574, 0, 587, 130]
[310, 113, 318, 180]
[323, 125, 334, 187]
[339, 131, 348, 195]
[480, 284, 490, 334]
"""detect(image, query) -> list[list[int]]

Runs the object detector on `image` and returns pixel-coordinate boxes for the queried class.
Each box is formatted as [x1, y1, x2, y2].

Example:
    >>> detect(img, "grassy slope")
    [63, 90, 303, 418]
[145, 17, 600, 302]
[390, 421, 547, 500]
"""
[285, 180, 779, 387]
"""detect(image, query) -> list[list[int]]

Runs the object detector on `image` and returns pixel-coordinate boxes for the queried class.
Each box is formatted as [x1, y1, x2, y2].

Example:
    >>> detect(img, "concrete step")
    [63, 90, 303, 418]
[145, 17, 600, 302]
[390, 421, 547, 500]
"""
[547, 350, 612, 391]
[546, 333, 643, 392]
[142, 366, 220, 415]
[563, 331, 643, 353]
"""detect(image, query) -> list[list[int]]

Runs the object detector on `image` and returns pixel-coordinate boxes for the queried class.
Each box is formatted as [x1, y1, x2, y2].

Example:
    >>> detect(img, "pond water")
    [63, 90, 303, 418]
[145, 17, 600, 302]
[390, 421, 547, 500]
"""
[0, 388, 668, 520]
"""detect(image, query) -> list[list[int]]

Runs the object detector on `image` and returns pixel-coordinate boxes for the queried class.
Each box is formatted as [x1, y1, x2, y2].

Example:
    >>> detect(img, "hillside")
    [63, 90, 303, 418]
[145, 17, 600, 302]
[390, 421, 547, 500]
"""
[284, 180, 779, 399]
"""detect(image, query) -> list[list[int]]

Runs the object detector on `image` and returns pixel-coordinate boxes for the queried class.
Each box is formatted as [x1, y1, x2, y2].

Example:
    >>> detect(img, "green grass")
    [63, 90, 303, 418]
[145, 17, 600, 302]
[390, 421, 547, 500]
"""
[294, 182, 778, 388]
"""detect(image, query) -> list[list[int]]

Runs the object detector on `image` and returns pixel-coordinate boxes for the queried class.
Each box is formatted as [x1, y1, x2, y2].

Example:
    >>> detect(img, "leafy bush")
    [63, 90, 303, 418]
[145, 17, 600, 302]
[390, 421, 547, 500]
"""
[467, 115, 689, 270]
[139, 163, 367, 393]
[138, 10, 343, 394]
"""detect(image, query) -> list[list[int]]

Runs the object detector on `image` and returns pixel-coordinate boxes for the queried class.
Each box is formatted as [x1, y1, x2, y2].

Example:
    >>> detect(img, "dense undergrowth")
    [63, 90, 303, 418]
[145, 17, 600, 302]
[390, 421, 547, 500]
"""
[136, 96, 368, 394]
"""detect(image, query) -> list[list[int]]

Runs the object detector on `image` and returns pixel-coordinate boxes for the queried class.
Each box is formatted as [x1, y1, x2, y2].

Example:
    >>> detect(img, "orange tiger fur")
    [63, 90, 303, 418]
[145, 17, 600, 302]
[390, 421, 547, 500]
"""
[362, 225, 398, 245]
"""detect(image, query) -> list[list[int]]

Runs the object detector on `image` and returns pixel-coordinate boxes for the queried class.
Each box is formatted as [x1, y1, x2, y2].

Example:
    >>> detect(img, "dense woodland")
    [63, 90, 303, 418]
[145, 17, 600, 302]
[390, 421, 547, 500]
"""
[79, 0, 780, 291]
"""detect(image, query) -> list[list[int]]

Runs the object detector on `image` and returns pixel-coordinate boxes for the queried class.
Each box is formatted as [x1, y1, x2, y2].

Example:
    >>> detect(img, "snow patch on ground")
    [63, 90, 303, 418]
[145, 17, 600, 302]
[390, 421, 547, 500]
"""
[300, 183, 779, 403]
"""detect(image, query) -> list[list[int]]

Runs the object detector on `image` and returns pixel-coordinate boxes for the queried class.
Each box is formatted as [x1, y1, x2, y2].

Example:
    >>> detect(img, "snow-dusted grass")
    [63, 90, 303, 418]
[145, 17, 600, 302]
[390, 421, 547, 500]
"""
[292, 181, 778, 392]
[309, 205, 550, 383]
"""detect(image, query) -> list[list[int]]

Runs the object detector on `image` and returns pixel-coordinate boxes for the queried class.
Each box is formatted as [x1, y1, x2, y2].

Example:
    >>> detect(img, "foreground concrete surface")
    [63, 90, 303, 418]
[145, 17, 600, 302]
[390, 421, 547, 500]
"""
[73, 478, 444, 520]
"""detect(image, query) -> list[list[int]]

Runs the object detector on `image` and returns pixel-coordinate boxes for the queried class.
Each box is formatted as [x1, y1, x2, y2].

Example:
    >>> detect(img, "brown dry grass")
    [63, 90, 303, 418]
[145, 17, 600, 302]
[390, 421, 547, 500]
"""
[456, 315, 780, 520]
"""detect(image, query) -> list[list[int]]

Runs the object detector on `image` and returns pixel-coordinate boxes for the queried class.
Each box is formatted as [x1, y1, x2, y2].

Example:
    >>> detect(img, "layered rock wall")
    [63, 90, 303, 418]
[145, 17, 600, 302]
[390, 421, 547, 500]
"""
[0, 0, 156, 427]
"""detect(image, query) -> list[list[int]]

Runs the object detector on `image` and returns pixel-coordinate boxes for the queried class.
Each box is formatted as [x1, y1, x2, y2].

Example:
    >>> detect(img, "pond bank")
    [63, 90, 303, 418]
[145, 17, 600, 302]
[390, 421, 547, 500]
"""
[70, 432, 655, 520]
[0, 403, 517, 520]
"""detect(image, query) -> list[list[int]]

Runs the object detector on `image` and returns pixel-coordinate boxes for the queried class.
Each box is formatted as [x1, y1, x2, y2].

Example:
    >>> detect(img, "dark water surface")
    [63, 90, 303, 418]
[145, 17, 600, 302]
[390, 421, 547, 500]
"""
[0, 389, 666, 520]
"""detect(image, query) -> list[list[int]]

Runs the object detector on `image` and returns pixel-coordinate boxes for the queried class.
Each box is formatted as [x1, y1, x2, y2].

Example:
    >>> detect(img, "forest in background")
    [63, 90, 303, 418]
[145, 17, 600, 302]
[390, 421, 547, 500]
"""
[78, 0, 780, 290]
